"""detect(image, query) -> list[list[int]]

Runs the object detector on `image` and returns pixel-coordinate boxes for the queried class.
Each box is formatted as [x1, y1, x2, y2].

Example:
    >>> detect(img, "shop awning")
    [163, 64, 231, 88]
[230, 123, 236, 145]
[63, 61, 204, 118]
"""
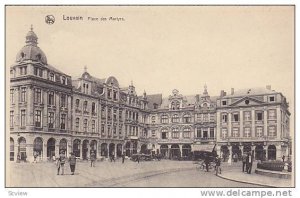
[192, 144, 215, 152]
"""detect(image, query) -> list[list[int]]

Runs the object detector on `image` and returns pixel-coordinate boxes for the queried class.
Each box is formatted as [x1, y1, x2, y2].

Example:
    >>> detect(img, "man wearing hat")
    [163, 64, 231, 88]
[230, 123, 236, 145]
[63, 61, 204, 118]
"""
[69, 152, 77, 175]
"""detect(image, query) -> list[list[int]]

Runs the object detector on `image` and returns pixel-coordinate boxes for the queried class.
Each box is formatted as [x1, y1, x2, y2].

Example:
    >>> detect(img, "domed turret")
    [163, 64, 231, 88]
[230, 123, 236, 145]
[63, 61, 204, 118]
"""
[15, 25, 48, 65]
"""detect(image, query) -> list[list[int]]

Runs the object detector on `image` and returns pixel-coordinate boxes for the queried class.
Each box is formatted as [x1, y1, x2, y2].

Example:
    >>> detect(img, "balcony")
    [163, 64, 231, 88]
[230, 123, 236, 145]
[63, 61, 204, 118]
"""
[157, 138, 193, 144]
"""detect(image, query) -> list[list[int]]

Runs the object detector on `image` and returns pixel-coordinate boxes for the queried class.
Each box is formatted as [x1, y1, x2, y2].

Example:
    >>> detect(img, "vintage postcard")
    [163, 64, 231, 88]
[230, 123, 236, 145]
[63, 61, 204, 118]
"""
[5, 5, 294, 189]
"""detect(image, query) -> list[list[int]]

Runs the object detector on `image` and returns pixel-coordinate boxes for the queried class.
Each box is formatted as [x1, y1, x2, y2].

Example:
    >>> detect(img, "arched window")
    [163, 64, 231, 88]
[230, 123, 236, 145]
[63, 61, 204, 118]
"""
[75, 99, 80, 109]
[61, 76, 67, 85]
[172, 128, 180, 139]
[83, 101, 88, 112]
[183, 127, 191, 138]
[161, 114, 169, 123]
[83, 119, 88, 132]
[183, 114, 191, 123]
[75, 118, 80, 131]
[172, 114, 179, 123]
[171, 101, 180, 110]
[161, 128, 168, 139]
[49, 72, 55, 81]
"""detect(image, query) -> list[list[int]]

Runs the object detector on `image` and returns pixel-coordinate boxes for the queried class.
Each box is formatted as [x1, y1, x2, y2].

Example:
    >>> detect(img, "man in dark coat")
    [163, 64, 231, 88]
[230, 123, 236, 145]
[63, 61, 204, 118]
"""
[122, 153, 125, 164]
[245, 153, 250, 173]
[204, 154, 210, 172]
[69, 152, 76, 175]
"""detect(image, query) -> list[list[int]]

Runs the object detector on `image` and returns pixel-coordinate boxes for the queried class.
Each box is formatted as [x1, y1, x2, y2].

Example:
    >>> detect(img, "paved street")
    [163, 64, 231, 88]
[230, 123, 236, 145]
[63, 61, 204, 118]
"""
[7, 159, 260, 187]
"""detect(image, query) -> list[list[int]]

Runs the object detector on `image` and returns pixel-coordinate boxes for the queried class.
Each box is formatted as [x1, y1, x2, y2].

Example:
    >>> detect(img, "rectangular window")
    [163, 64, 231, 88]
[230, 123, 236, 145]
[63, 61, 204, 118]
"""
[20, 87, 26, 102]
[162, 132, 167, 139]
[92, 120, 95, 133]
[101, 124, 105, 134]
[268, 126, 276, 137]
[34, 88, 42, 103]
[10, 89, 14, 104]
[75, 118, 80, 131]
[60, 114, 66, 130]
[20, 66, 27, 75]
[151, 130, 156, 137]
[222, 100, 227, 106]
[244, 128, 251, 138]
[83, 101, 88, 112]
[113, 91, 117, 100]
[256, 112, 263, 121]
[119, 124, 122, 135]
[269, 96, 275, 102]
[197, 128, 201, 138]
[221, 128, 227, 139]
[10, 111, 14, 128]
[61, 94, 66, 107]
[92, 102, 96, 114]
[48, 91, 55, 105]
[101, 105, 106, 118]
[268, 109, 276, 120]
[113, 109, 117, 121]
[210, 128, 214, 138]
[222, 114, 228, 123]
[172, 132, 179, 139]
[113, 125, 117, 134]
[48, 112, 54, 129]
[20, 110, 26, 127]
[232, 128, 239, 137]
[119, 110, 122, 120]
[256, 127, 263, 137]
[233, 113, 239, 122]
[209, 114, 215, 121]
[244, 111, 251, 121]
[203, 114, 208, 122]
[202, 130, 208, 139]
[183, 132, 191, 138]
[35, 110, 42, 127]
[83, 119, 88, 132]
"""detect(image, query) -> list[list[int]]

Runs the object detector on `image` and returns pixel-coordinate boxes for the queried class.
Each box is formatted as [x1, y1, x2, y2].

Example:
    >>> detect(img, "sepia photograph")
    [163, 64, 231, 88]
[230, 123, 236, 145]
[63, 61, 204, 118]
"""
[5, 5, 294, 189]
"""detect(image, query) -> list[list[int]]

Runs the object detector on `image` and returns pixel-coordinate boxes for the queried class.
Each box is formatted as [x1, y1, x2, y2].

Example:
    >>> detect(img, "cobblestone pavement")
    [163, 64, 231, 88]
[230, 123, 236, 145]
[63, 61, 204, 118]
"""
[217, 161, 293, 187]
[7, 159, 261, 187]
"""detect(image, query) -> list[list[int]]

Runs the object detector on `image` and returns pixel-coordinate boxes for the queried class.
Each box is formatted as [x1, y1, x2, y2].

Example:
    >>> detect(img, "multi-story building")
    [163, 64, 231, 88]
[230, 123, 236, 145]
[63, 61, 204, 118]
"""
[9, 27, 291, 162]
[216, 87, 291, 161]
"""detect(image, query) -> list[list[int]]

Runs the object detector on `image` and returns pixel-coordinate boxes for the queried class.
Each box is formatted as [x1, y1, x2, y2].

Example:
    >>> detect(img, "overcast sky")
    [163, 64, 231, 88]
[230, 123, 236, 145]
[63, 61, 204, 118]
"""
[6, 6, 294, 103]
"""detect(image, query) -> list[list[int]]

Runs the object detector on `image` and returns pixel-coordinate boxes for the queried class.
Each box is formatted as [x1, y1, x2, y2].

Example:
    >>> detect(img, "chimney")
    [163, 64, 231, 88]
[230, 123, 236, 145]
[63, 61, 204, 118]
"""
[266, 85, 271, 90]
[231, 88, 234, 95]
[220, 90, 224, 97]
[220, 90, 226, 97]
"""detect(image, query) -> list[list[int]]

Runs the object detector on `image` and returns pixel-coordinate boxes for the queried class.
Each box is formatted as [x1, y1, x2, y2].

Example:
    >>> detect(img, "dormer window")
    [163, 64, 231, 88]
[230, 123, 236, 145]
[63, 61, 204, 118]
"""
[36, 54, 41, 60]
[49, 73, 55, 81]
[222, 100, 227, 106]
[269, 96, 275, 102]
[61, 76, 67, 85]
[34, 67, 43, 77]
[20, 52, 25, 58]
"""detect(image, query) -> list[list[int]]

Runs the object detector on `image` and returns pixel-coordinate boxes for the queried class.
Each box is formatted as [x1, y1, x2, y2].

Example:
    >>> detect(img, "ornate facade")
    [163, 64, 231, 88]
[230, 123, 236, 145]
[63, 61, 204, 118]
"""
[9, 28, 291, 162]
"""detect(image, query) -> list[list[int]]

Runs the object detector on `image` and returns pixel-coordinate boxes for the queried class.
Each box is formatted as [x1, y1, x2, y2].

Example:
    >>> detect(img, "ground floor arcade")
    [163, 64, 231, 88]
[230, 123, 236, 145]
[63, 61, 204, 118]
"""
[216, 141, 289, 162]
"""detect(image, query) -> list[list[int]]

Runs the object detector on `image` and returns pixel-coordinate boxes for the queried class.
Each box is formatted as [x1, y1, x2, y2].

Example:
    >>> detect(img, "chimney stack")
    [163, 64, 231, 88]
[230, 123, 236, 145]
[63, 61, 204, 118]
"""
[266, 85, 271, 90]
[231, 88, 234, 95]
[220, 90, 227, 97]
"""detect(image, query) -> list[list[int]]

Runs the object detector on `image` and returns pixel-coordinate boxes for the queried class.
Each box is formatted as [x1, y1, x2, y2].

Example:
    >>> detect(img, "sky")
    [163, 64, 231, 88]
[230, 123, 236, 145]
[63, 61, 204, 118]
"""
[6, 6, 294, 105]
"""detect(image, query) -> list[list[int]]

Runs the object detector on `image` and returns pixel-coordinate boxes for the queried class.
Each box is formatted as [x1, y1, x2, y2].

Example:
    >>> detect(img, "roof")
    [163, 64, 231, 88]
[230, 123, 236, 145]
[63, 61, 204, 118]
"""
[222, 87, 277, 98]
[147, 94, 163, 109]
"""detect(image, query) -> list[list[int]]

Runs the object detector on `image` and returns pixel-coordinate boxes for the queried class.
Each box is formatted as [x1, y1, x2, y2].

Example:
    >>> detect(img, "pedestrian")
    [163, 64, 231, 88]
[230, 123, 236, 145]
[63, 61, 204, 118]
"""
[33, 151, 38, 163]
[69, 152, 76, 175]
[57, 151, 66, 175]
[282, 155, 285, 162]
[245, 153, 250, 173]
[215, 155, 221, 175]
[247, 153, 253, 174]
[90, 151, 96, 167]
[122, 153, 125, 164]
[242, 153, 247, 172]
[137, 154, 140, 164]
[204, 154, 210, 172]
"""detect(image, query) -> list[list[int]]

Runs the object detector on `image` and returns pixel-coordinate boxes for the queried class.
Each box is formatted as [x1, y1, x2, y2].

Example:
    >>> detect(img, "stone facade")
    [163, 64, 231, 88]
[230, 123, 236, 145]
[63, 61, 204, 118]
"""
[9, 28, 291, 162]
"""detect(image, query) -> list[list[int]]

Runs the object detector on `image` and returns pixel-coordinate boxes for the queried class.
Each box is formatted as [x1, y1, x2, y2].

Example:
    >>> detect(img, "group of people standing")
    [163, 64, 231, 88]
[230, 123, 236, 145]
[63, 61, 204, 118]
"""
[56, 151, 130, 175]
[57, 151, 77, 175]
[242, 152, 254, 174]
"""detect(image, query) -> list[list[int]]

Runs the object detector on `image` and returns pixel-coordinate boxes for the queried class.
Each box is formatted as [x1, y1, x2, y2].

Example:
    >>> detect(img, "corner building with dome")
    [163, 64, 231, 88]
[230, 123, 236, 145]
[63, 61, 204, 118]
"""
[9, 28, 291, 163]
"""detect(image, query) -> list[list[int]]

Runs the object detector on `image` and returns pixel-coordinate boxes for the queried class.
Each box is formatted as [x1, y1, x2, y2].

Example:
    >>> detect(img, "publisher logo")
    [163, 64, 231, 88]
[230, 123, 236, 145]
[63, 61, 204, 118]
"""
[45, 15, 55, 25]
